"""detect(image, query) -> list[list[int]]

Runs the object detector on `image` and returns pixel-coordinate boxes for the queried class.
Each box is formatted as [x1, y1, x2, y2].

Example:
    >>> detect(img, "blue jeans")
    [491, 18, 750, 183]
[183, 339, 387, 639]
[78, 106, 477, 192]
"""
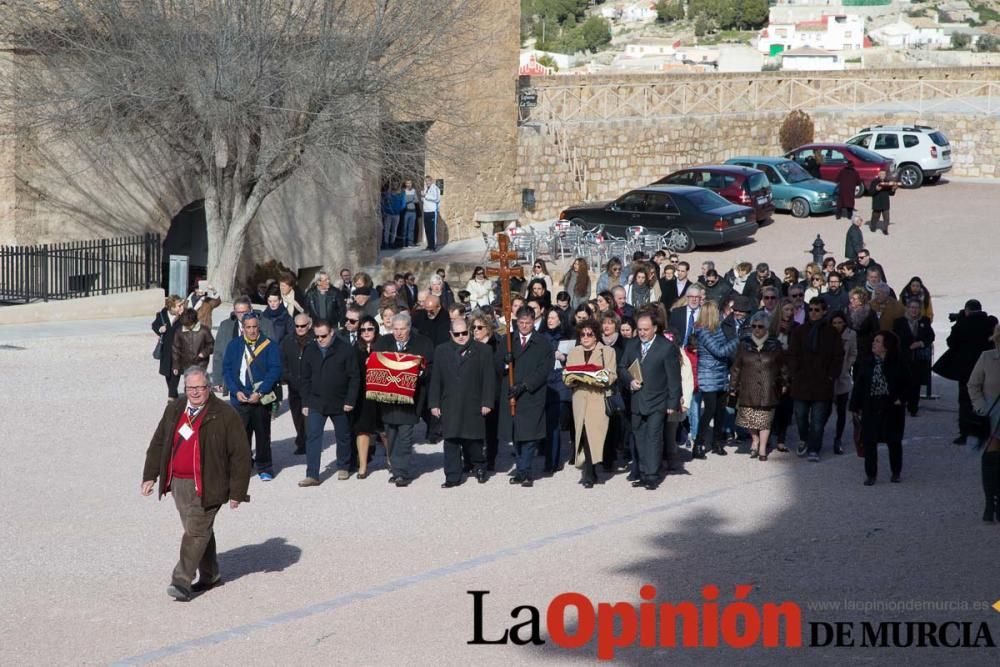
[793, 399, 833, 454]
[685, 389, 701, 443]
[306, 411, 352, 479]
[514, 439, 540, 478]
[402, 210, 417, 245]
[382, 213, 400, 246]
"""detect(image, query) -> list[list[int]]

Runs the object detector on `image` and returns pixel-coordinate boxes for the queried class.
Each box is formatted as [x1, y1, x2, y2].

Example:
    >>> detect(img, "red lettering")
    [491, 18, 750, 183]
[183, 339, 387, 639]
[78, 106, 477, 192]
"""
[548, 593, 595, 649]
[639, 586, 657, 647]
[761, 602, 802, 647]
[701, 584, 720, 647]
[659, 602, 700, 647]
[596, 602, 638, 660]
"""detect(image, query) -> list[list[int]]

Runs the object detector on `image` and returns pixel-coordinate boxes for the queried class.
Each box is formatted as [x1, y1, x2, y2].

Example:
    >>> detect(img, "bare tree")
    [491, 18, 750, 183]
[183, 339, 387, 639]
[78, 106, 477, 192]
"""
[1, 0, 493, 297]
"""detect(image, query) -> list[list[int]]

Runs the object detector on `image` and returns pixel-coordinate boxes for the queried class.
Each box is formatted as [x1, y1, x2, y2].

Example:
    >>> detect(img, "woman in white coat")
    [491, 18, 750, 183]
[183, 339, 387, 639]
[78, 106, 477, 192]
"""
[464, 266, 494, 309]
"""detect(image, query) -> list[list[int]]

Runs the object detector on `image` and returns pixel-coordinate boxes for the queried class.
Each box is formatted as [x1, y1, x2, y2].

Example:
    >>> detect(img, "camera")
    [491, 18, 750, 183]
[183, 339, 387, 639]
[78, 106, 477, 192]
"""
[948, 312, 962, 322]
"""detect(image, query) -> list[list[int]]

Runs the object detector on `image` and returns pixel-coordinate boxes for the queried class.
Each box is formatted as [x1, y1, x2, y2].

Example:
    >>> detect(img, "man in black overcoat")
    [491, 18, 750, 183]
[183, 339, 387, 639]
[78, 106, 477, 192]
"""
[496, 306, 554, 487]
[619, 312, 682, 490]
[372, 311, 435, 486]
[429, 317, 497, 487]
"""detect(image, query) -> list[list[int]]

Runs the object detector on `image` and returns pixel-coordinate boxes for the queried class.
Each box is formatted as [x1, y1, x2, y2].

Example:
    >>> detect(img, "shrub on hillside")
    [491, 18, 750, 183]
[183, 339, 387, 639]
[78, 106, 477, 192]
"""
[779, 110, 814, 153]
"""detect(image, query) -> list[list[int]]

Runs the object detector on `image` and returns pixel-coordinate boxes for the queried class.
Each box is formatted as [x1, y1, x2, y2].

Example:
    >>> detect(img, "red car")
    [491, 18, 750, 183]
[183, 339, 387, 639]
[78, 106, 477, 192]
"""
[652, 165, 775, 224]
[785, 143, 895, 197]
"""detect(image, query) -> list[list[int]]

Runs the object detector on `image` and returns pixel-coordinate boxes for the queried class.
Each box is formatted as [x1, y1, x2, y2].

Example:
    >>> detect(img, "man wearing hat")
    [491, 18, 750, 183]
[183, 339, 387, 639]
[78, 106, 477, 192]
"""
[722, 295, 754, 342]
[934, 299, 999, 444]
[352, 286, 379, 319]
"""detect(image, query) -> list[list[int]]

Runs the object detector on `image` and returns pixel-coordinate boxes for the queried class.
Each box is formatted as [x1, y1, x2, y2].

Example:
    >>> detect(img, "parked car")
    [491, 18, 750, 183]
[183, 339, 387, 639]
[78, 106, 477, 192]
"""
[846, 124, 951, 189]
[785, 143, 895, 198]
[724, 156, 837, 218]
[651, 164, 775, 224]
[558, 185, 757, 253]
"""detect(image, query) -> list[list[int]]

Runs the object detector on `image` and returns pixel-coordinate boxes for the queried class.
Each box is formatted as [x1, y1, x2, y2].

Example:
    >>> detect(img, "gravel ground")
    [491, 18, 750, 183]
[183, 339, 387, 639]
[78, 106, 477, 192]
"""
[2, 181, 998, 666]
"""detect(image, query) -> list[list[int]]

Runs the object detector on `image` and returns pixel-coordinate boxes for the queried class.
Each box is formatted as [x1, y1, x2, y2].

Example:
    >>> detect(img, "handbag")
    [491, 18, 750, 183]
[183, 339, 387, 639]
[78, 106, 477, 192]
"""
[152, 313, 166, 360]
[599, 348, 625, 417]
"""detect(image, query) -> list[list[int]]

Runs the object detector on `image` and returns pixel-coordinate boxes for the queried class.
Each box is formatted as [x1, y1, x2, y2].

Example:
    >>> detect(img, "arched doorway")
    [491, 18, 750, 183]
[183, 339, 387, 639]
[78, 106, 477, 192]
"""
[161, 200, 209, 295]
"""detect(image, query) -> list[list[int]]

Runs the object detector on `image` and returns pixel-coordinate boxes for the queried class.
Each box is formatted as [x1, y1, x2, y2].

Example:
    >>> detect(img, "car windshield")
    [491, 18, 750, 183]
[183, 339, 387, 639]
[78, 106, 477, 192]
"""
[929, 131, 949, 146]
[776, 160, 812, 183]
[685, 188, 733, 210]
[747, 172, 769, 192]
[846, 145, 885, 163]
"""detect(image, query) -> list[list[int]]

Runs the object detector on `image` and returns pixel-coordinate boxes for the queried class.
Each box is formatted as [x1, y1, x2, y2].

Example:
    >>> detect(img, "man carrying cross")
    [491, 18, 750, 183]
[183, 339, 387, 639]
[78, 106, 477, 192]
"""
[489, 234, 553, 486]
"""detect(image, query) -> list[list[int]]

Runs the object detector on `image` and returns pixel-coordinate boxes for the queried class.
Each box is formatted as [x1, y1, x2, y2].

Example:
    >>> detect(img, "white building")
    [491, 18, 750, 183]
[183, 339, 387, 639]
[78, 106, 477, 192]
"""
[622, 39, 680, 58]
[780, 46, 844, 70]
[758, 14, 866, 55]
[869, 18, 948, 49]
[519, 50, 576, 71]
[622, 1, 658, 23]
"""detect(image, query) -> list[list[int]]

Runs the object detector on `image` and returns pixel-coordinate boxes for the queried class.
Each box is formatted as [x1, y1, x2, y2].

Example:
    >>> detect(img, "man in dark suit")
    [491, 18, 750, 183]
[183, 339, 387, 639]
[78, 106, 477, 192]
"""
[280, 313, 314, 455]
[336, 305, 364, 346]
[373, 311, 435, 486]
[668, 285, 704, 347]
[429, 316, 497, 487]
[743, 263, 781, 308]
[298, 319, 361, 486]
[659, 261, 694, 307]
[402, 272, 419, 309]
[845, 214, 865, 261]
[620, 312, 682, 489]
[496, 306, 554, 487]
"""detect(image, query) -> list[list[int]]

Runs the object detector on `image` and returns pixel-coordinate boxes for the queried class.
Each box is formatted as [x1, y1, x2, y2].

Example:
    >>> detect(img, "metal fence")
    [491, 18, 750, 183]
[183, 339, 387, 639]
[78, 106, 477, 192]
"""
[0, 233, 162, 304]
[519, 78, 1000, 124]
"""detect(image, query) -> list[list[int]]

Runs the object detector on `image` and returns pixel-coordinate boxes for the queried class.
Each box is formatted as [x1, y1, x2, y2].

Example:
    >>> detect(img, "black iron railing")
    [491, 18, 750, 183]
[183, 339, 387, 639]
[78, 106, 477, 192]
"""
[0, 233, 162, 304]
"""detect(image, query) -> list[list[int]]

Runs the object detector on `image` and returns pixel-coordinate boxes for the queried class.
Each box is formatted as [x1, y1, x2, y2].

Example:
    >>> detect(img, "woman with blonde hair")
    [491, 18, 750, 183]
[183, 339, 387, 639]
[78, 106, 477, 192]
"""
[693, 301, 738, 457]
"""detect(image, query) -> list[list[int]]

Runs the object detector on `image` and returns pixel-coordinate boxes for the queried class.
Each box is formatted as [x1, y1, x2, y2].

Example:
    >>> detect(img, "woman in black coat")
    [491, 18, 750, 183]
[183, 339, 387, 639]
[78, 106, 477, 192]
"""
[848, 288, 880, 369]
[472, 311, 502, 472]
[352, 316, 382, 479]
[152, 295, 186, 399]
[892, 299, 935, 416]
[851, 331, 910, 485]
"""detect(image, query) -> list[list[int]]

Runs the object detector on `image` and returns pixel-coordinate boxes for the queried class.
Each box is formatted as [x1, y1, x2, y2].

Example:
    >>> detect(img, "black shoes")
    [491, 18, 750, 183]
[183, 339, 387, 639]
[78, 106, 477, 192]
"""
[890, 475, 901, 483]
[691, 445, 707, 460]
[394, 477, 411, 487]
[476, 470, 488, 484]
[631, 480, 645, 488]
[712, 445, 728, 456]
[509, 474, 524, 485]
[441, 481, 460, 488]
[954, 435, 968, 445]
[983, 497, 997, 523]
[582, 480, 594, 489]
[833, 442, 845, 455]
[521, 478, 533, 488]
[166, 584, 192, 602]
[293, 447, 306, 455]
[191, 575, 221, 593]
[387, 475, 397, 484]
[864, 477, 875, 486]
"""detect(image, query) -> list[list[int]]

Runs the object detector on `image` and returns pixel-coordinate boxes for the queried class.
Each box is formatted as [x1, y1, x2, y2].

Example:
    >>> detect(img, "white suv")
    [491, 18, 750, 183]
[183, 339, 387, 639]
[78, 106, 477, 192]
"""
[846, 125, 951, 188]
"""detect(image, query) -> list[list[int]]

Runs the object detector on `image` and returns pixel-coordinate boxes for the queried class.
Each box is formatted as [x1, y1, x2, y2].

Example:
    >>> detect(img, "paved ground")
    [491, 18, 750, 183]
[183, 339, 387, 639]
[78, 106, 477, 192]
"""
[2, 180, 999, 666]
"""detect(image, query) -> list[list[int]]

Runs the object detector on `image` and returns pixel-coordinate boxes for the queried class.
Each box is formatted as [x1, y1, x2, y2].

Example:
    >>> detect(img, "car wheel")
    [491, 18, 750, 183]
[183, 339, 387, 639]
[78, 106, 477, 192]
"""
[854, 182, 865, 198]
[925, 174, 941, 185]
[898, 164, 923, 189]
[790, 198, 810, 218]
[663, 227, 695, 253]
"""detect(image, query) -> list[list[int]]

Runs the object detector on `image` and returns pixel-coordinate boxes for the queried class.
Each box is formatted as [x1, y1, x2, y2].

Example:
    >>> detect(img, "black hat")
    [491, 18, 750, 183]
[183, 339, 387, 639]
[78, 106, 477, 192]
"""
[965, 299, 982, 312]
[731, 295, 753, 313]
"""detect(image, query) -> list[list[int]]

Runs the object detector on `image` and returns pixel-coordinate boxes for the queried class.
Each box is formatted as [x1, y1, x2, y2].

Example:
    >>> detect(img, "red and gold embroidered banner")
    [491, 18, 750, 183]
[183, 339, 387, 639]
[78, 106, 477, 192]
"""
[365, 352, 424, 404]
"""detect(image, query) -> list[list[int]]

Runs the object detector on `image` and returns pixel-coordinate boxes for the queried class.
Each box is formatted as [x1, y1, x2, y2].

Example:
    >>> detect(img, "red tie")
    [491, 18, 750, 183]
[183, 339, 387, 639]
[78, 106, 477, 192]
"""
[521, 334, 528, 348]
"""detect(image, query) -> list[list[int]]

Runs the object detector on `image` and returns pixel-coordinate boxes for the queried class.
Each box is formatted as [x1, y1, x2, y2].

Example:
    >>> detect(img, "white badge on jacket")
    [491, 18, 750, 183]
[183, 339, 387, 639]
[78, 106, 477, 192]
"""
[178, 423, 194, 440]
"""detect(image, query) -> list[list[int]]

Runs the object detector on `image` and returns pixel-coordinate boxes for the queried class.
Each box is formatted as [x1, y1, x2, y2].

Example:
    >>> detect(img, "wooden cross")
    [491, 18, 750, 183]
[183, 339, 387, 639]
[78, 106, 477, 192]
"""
[486, 233, 524, 415]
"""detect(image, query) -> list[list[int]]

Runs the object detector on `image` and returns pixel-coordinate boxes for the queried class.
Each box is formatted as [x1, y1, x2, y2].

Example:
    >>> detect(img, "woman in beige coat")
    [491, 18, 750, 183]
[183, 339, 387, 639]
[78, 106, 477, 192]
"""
[564, 319, 617, 488]
[969, 325, 1000, 522]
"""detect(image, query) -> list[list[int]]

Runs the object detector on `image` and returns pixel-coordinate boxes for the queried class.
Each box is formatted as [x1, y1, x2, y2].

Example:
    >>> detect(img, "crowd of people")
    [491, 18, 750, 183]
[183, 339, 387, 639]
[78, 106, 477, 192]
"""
[144, 234, 1000, 599]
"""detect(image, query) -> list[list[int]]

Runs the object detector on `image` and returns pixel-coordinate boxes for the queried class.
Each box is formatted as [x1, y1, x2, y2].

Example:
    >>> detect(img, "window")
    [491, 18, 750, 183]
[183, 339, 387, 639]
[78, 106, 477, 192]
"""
[615, 192, 646, 212]
[748, 172, 770, 192]
[847, 134, 871, 147]
[903, 134, 920, 148]
[761, 165, 782, 185]
[822, 149, 847, 163]
[644, 193, 678, 214]
[929, 131, 949, 146]
[663, 172, 695, 186]
[874, 134, 899, 150]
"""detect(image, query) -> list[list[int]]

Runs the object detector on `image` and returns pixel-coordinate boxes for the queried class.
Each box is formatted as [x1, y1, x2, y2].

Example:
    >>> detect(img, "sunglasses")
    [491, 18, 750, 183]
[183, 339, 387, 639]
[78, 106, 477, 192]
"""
[316, 333, 331, 339]
[808, 307, 823, 313]
[750, 324, 767, 330]
[763, 296, 777, 300]
[359, 327, 376, 332]
[346, 318, 359, 324]
[294, 324, 310, 328]
[580, 331, 595, 338]
[451, 331, 470, 337]
[790, 294, 804, 298]
[473, 325, 487, 330]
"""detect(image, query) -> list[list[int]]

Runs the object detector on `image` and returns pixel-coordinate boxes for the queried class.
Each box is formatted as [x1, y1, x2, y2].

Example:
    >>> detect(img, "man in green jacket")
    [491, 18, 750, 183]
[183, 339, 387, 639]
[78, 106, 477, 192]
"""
[142, 366, 252, 601]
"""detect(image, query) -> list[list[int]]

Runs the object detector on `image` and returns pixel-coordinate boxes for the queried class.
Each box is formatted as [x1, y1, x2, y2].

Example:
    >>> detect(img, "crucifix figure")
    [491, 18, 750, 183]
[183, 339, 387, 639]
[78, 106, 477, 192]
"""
[486, 233, 524, 415]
